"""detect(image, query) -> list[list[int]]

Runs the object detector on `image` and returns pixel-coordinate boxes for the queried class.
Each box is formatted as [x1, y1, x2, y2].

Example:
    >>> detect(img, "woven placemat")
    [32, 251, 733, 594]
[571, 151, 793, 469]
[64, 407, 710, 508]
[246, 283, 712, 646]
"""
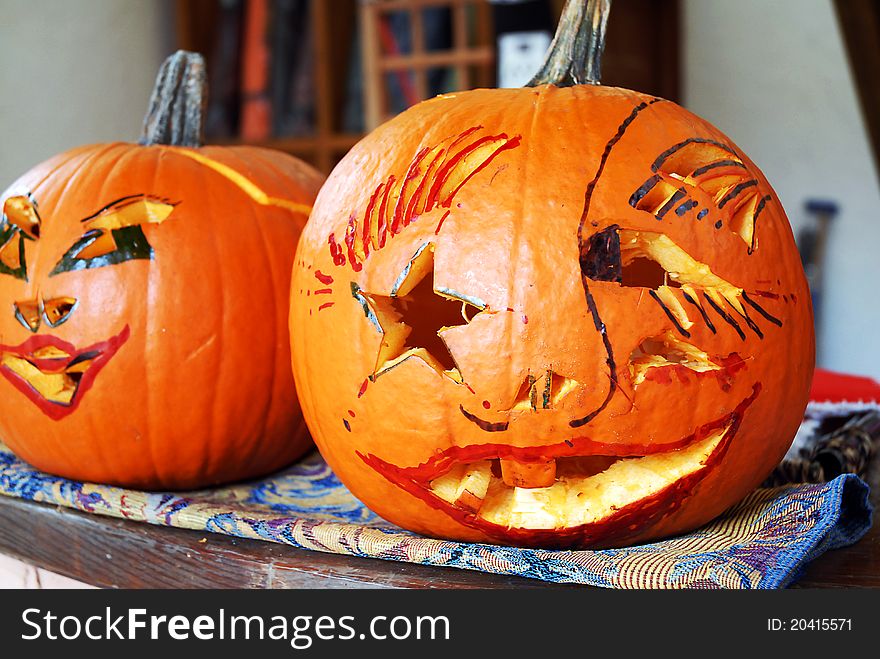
[0, 438, 871, 589]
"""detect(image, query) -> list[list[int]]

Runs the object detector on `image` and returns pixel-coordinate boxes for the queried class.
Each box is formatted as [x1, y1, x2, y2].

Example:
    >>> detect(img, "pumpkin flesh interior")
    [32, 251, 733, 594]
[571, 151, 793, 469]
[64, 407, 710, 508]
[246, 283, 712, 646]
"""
[427, 424, 728, 530]
[629, 331, 721, 387]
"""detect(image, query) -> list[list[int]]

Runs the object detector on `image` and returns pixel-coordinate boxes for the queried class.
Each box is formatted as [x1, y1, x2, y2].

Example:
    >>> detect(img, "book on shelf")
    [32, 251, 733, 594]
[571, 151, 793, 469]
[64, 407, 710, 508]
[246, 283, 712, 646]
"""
[205, 0, 244, 139]
[240, 0, 273, 141]
[270, 0, 315, 137]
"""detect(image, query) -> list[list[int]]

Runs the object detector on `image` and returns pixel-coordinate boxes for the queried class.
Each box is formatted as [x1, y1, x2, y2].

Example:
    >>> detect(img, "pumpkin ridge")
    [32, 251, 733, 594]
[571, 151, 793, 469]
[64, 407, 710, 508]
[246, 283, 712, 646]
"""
[237, 146, 324, 211]
[239, 177, 282, 477]
[18, 144, 99, 204]
[173, 149, 313, 217]
[139, 146, 168, 486]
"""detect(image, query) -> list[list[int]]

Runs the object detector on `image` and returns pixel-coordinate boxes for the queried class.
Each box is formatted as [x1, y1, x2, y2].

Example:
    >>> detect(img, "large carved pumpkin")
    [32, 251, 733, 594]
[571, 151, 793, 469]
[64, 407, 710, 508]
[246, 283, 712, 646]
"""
[0, 52, 323, 489]
[290, 1, 814, 548]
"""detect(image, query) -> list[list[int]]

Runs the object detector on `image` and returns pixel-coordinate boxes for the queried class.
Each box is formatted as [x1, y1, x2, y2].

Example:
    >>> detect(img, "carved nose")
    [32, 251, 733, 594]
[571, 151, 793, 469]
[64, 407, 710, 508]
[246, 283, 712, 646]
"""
[14, 296, 78, 333]
[507, 370, 579, 412]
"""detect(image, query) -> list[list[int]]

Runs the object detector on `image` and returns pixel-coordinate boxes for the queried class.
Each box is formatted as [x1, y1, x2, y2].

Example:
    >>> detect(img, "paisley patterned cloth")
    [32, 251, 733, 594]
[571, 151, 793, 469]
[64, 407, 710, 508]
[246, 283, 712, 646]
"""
[0, 437, 871, 589]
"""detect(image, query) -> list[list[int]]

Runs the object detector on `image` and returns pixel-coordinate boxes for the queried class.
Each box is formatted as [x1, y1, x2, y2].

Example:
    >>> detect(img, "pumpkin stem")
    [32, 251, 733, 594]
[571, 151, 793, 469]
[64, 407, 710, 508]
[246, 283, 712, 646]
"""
[139, 50, 207, 147]
[527, 0, 611, 88]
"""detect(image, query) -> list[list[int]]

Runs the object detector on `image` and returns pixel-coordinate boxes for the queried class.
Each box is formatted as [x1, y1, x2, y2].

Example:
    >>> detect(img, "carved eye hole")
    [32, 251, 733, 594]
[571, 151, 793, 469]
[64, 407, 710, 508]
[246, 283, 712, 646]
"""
[581, 224, 780, 341]
[3, 195, 41, 239]
[351, 242, 485, 383]
[0, 195, 41, 282]
[50, 195, 176, 276]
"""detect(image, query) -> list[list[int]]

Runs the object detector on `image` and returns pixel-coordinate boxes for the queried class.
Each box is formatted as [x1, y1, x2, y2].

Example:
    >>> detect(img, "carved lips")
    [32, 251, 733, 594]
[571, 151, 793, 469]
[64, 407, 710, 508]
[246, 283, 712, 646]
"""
[0, 325, 130, 420]
[361, 385, 760, 549]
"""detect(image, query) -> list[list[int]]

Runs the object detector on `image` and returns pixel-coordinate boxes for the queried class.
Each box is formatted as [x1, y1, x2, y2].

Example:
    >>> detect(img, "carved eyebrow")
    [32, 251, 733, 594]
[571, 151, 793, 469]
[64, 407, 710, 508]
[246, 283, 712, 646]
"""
[81, 194, 148, 222]
[337, 126, 521, 272]
[80, 194, 177, 228]
[631, 140, 768, 252]
[48, 194, 177, 277]
[650, 138, 740, 173]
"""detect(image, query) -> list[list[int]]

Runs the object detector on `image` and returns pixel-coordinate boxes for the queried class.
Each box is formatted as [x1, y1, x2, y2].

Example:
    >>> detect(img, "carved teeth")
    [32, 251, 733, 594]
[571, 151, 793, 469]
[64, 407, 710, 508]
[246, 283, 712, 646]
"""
[429, 460, 492, 511]
[500, 458, 557, 488]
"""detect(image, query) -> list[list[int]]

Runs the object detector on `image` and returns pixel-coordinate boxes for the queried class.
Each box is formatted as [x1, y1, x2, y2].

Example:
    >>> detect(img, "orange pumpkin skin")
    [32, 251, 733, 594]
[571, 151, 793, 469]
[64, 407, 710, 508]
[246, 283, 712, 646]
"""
[0, 142, 323, 488]
[290, 84, 814, 549]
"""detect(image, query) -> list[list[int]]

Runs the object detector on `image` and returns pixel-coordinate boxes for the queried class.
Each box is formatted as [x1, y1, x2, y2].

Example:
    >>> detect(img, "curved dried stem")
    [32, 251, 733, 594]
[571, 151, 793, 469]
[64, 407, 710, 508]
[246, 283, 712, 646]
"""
[527, 0, 611, 88]
[139, 50, 207, 147]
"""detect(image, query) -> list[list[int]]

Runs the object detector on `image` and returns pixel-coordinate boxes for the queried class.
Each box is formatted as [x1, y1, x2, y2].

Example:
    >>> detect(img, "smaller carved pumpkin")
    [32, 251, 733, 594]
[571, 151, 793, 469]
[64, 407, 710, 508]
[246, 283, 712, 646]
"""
[0, 52, 323, 489]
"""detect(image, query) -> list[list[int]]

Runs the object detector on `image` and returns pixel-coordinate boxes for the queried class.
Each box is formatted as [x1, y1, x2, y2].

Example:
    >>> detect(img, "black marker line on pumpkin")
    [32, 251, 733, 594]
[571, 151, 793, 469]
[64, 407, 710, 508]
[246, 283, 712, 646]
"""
[651, 138, 738, 173]
[704, 295, 747, 340]
[460, 405, 509, 432]
[542, 369, 553, 409]
[690, 159, 746, 178]
[628, 175, 660, 207]
[742, 292, 783, 326]
[649, 289, 692, 338]
[0, 225, 29, 282]
[682, 290, 717, 333]
[571, 100, 663, 429]
[675, 199, 699, 216]
[655, 187, 687, 221]
[747, 195, 773, 254]
[49, 225, 155, 276]
[717, 180, 758, 209]
[733, 305, 764, 339]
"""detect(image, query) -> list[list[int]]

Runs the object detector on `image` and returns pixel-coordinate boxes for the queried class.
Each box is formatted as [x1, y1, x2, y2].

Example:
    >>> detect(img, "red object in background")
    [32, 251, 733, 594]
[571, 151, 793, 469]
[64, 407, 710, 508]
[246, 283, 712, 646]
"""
[810, 368, 880, 402]
[240, 0, 272, 141]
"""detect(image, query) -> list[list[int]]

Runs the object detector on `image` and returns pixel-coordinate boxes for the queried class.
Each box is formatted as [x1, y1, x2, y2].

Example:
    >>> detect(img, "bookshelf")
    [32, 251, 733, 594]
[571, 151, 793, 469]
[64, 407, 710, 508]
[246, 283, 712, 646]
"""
[360, 0, 494, 130]
[177, 0, 362, 173]
[175, 0, 679, 175]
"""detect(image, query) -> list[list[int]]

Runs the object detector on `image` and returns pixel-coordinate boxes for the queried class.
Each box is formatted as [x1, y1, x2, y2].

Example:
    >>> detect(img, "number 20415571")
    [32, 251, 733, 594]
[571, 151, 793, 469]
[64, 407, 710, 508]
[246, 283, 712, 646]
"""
[768, 619, 852, 631]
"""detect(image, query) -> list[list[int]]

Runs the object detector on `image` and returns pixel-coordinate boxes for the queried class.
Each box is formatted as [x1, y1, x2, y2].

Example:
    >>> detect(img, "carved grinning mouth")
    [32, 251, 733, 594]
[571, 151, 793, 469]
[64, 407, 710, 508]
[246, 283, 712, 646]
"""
[0, 326, 130, 420]
[360, 385, 760, 548]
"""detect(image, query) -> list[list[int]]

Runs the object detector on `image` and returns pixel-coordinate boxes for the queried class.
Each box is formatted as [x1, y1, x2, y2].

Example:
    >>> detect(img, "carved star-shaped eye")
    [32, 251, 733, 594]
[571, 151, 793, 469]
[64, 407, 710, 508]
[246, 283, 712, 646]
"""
[351, 242, 485, 382]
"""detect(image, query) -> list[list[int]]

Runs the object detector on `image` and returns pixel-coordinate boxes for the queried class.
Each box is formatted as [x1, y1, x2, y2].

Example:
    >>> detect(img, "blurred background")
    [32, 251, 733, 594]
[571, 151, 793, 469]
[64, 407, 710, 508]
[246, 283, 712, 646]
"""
[1, 0, 878, 378]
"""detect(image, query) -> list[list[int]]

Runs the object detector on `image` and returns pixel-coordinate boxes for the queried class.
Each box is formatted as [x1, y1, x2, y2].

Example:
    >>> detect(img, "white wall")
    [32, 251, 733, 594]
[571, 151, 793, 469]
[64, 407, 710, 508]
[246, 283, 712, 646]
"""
[0, 0, 173, 185]
[684, 0, 880, 379]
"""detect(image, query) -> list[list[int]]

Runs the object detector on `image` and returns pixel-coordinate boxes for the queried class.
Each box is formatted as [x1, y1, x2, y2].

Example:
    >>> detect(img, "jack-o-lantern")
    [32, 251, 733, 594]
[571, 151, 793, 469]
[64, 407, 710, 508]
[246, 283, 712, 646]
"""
[0, 52, 323, 489]
[290, 1, 814, 548]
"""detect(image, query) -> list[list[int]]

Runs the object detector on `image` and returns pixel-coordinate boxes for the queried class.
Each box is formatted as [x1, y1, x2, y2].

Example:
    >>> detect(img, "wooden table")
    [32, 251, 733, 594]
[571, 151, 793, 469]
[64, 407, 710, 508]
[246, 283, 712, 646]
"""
[0, 460, 875, 589]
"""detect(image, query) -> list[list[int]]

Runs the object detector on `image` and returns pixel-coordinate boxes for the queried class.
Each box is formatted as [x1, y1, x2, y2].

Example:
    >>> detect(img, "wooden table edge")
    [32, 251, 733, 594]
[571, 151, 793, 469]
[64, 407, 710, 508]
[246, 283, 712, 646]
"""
[0, 495, 576, 589]
[0, 489, 875, 589]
